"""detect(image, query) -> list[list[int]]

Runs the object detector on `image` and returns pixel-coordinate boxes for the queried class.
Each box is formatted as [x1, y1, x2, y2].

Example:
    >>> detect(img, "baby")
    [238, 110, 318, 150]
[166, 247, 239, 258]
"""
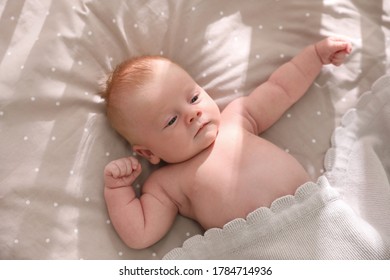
[102, 37, 352, 249]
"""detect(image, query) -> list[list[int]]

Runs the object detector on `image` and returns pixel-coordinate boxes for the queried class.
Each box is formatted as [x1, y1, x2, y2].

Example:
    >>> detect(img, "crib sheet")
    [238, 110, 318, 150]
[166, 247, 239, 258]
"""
[1, 0, 389, 259]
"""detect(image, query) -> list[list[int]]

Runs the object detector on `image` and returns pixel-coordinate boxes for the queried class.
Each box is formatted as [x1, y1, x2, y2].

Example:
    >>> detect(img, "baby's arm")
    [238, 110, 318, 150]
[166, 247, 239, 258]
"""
[238, 37, 352, 134]
[104, 157, 178, 249]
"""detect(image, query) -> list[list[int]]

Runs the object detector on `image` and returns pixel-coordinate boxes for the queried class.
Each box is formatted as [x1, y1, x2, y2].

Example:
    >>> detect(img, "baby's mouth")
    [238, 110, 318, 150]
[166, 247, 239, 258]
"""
[195, 122, 210, 138]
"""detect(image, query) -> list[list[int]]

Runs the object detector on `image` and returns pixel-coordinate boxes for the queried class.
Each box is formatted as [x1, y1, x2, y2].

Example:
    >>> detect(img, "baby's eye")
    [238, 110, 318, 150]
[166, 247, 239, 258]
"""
[190, 95, 199, 103]
[166, 116, 177, 127]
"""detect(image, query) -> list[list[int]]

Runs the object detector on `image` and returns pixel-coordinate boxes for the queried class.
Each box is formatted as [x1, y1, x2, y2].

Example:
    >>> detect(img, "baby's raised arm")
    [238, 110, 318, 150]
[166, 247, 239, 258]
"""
[104, 157, 178, 249]
[237, 37, 352, 134]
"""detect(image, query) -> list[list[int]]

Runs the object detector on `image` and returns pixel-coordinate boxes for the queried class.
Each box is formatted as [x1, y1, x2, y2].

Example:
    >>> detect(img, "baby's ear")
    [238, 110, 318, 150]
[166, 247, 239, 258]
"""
[133, 145, 161, 165]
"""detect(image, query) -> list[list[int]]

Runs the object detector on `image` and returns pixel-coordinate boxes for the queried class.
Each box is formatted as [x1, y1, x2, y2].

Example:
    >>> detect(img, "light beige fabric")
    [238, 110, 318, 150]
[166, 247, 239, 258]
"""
[0, 0, 389, 259]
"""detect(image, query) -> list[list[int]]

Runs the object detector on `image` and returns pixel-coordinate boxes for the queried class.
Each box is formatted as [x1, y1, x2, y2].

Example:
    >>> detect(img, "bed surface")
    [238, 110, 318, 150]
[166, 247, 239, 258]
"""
[1, 0, 389, 259]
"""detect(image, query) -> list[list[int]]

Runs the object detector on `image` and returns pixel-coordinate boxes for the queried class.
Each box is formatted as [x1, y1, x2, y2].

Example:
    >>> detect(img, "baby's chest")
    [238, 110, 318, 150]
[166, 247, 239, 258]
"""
[181, 159, 268, 228]
[184, 134, 295, 197]
[186, 136, 269, 197]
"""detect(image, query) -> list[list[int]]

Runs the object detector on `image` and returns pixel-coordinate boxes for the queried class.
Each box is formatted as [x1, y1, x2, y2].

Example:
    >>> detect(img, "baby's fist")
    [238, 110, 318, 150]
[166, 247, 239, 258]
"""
[315, 37, 352, 66]
[104, 157, 142, 188]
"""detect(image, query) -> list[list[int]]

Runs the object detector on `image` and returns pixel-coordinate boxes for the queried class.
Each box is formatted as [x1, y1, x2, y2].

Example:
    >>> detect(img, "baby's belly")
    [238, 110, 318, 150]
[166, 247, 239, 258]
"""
[186, 136, 310, 229]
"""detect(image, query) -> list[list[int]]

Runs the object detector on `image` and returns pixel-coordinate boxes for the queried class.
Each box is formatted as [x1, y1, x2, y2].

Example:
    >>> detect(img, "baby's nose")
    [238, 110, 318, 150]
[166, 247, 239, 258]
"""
[187, 110, 202, 124]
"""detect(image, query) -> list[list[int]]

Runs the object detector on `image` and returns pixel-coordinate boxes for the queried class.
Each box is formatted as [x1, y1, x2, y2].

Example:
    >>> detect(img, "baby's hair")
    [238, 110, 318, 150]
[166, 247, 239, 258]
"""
[101, 55, 170, 104]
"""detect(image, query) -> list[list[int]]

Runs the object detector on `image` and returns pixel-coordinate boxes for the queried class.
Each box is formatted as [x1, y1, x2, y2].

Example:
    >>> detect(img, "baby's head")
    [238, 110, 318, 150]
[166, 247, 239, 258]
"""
[102, 56, 221, 164]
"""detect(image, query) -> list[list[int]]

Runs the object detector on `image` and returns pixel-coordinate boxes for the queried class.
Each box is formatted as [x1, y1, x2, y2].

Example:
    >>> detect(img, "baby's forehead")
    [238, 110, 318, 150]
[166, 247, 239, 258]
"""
[118, 59, 193, 104]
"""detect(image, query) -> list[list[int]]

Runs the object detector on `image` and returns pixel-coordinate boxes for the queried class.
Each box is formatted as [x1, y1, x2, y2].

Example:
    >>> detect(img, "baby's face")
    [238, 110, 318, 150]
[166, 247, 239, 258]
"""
[126, 60, 221, 163]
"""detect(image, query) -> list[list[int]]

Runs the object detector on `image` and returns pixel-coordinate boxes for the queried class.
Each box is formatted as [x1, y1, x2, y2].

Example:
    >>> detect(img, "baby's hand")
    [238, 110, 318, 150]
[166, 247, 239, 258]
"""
[104, 156, 142, 189]
[315, 37, 352, 66]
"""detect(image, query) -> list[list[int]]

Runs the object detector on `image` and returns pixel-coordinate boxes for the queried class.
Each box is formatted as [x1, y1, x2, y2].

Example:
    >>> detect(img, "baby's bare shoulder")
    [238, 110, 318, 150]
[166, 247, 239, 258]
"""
[221, 98, 258, 134]
[144, 163, 187, 194]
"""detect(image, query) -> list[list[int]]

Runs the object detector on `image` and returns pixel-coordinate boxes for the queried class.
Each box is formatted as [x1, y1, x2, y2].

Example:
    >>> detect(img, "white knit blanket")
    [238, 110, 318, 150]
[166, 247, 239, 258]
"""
[164, 75, 390, 260]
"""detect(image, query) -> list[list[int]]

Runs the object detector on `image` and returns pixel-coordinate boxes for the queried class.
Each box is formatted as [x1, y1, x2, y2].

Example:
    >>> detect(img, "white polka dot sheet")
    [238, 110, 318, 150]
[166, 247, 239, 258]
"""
[0, 0, 389, 259]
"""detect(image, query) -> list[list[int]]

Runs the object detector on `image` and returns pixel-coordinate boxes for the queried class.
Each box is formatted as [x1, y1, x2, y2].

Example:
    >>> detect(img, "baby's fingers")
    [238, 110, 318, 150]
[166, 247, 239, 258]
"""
[331, 51, 348, 66]
[104, 157, 142, 188]
[129, 157, 142, 178]
[105, 157, 139, 178]
[328, 37, 352, 53]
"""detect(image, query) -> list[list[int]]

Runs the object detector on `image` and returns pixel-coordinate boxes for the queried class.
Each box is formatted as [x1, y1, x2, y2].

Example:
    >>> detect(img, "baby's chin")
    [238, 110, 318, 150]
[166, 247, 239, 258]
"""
[164, 140, 216, 164]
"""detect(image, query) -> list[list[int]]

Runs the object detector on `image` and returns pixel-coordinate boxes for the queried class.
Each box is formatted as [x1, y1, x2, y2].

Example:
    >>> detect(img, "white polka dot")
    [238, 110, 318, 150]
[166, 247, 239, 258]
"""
[45, 238, 50, 243]
[74, 228, 79, 234]
[285, 148, 290, 153]
[278, 25, 284, 30]
[186, 232, 191, 237]
[207, 40, 212, 45]
[219, 11, 224, 16]
[53, 202, 59, 207]
[305, 12, 311, 17]
[152, 252, 157, 257]
[70, 170, 74, 175]
[0, 111, 3, 116]
[255, 54, 261, 59]
[312, 139, 317, 144]
[85, 197, 90, 202]
[10, 16, 15, 21]
[20, 65, 24, 70]
[135, 184, 141, 189]
[280, 53, 285, 58]
[51, 67, 56, 72]
[106, 219, 111, 224]
[84, 128, 89, 133]
[56, 101, 61, 106]
[112, 18, 116, 23]
[184, 38, 189, 43]
[342, 97, 347, 102]
[78, 60, 83, 65]
[84, 91, 89, 96]
[202, 73, 207, 78]
[7, 51, 12, 56]
[134, 23, 138, 28]
[191, 6, 196, 11]
[87, 31, 92, 36]
[24, 136, 29, 141]
[317, 111, 322, 116]
[286, 113, 292, 118]
[320, 169, 324, 174]
[31, 97, 36, 102]
[57, 33, 62, 37]
[14, 239, 19, 244]
[51, 136, 56, 141]
[258, 25, 263, 29]
[26, 200, 31, 205]
[34, 168, 39, 172]
[118, 251, 123, 256]
[105, 152, 110, 156]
